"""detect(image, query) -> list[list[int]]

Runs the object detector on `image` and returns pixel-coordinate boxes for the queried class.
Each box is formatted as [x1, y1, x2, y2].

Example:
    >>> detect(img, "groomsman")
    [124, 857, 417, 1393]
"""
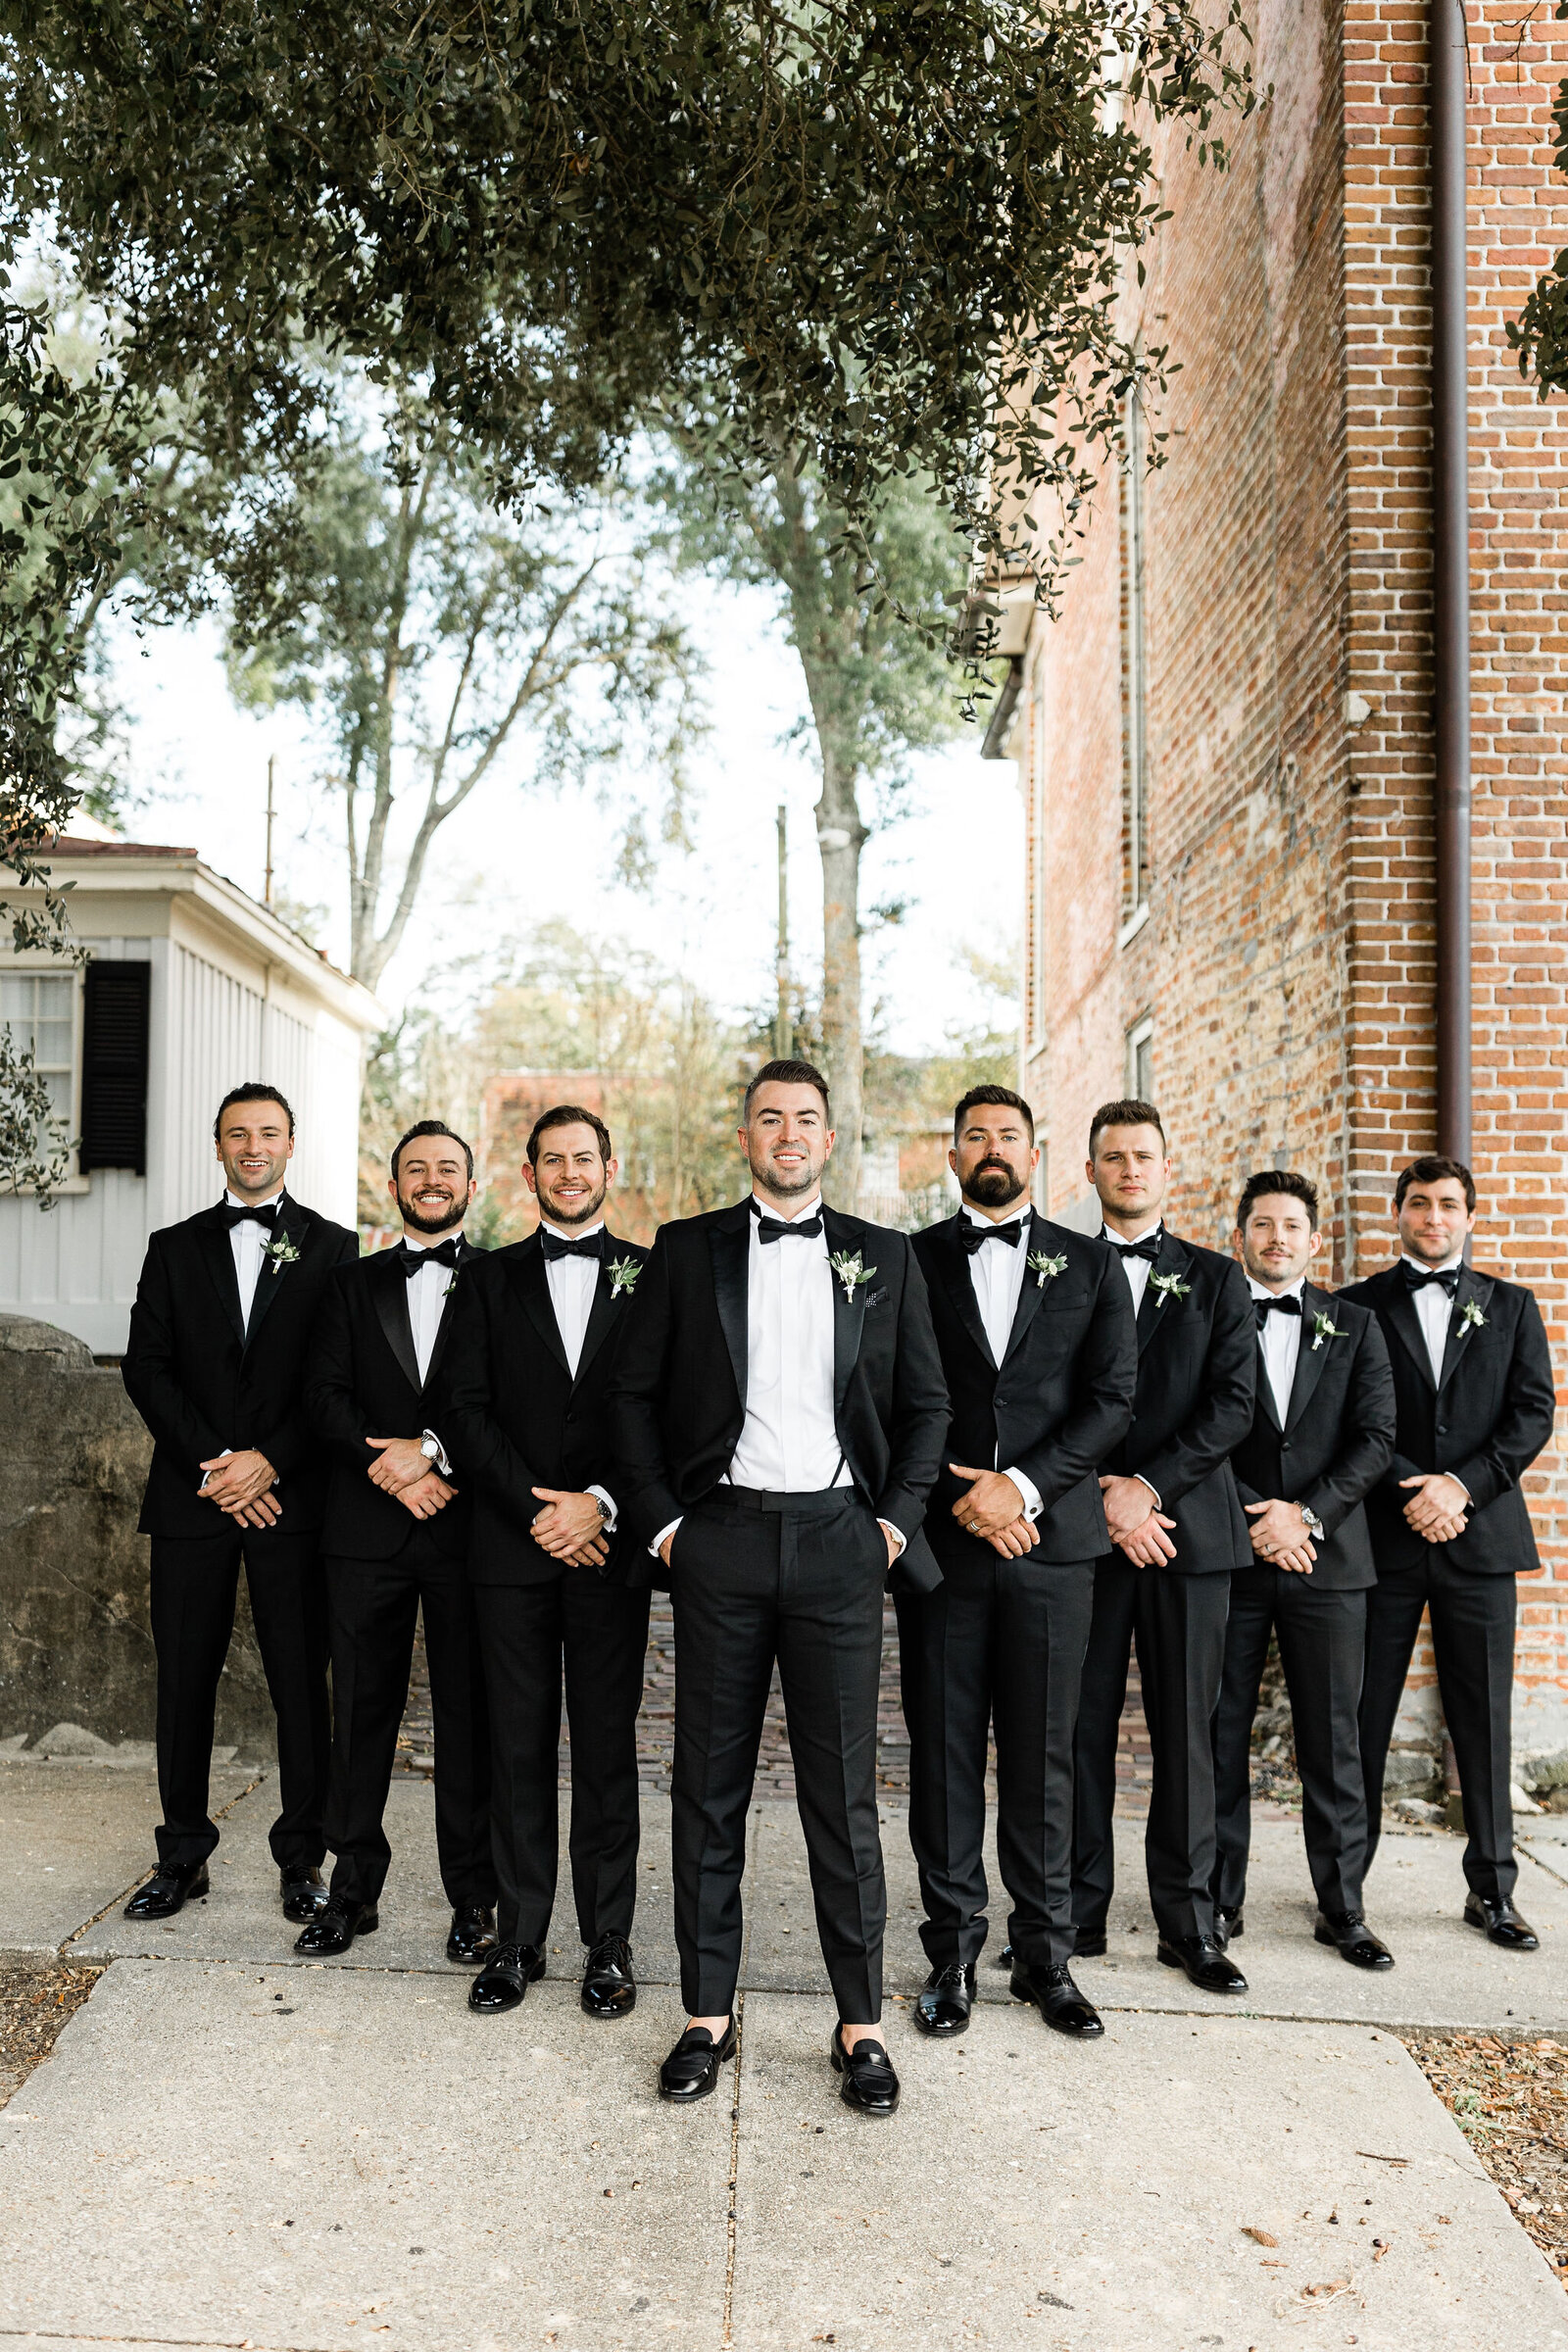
[1342, 1157, 1556, 1950]
[1211, 1172, 1396, 1967]
[900, 1087, 1135, 2038]
[300, 1122, 495, 1960]
[610, 1059, 949, 2115]
[122, 1085, 357, 1920]
[443, 1105, 652, 2021]
[1070, 1099, 1256, 1991]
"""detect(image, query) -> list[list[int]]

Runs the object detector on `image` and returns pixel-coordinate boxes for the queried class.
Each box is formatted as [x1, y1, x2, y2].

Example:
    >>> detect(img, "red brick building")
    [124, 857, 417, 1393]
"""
[1005, 0, 1568, 1771]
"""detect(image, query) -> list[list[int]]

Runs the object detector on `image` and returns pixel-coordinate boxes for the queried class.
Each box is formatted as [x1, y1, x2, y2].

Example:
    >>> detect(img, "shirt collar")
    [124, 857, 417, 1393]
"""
[962, 1200, 1031, 1230]
[225, 1187, 285, 1210]
[1102, 1220, 1163, 1247]
[404, 1228, 466, 1252]
[1400, 1249, 1466, 1275]
[540, 1217, 606, 1244]
[751, 1192, 822, 1225]
[1248, 1274, 1306, 1301]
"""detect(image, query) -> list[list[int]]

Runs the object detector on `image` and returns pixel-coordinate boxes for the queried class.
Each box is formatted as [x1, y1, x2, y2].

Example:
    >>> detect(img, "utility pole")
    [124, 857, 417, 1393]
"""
[264, 757, 276, 908]
[775, 802, 792, 1058]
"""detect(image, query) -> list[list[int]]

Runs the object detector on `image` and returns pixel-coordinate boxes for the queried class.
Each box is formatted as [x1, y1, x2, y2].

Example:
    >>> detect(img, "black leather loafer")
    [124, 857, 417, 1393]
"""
[294, 1894, 378, 1956]
[468, 1942, 546, 2013]
[830, 2026, 901, 2115]
[659, 2018, 736, 2102]
[1213, 1905, 1245, 1948]
[1315, 1909, 1395, 1969]
[279, 1867, 328, 1924]
[1072, 1927, 1108, 1959]
[1464, 1893, 1540, 1950]
[1156, 1934, 1248, 1993]
[913, 1963, 975, 2036]
[446, 1904, 499, 1964]
[581, 1935, 637, 2018]
[123, 1860, 209, 1920]
[1010, 1958, 1103, 2037]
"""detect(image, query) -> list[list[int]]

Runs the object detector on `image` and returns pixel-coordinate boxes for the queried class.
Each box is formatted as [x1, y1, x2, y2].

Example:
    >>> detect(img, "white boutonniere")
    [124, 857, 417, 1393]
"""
[608, 1254, 641, 1299]
[1460, 1297, 1487, 1332]
[830, 1249, 876, 1303]
[1310, 1310, 1345, 1351]
[1150, 1271, 1190, 1309]
[1027, 1250, 1068, 1290]
[263, 1232, 300, 1278]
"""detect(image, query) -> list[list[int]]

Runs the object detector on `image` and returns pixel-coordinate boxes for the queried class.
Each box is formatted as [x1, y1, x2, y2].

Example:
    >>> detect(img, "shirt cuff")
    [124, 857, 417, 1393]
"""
[651, 1515, 681, 1560]
[587, 1483, 618, 1535]
[877, 1517, 907, 1558]
[1133, 1473, 1162, 1510]
[1004, 1467, 1044, 1523]
[1448, 1476, 1472, 1505]
[421, 1428, 454, 1478]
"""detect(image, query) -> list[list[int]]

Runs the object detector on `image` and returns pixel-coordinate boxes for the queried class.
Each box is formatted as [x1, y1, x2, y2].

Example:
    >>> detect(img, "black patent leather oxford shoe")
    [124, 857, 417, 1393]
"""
[123, 1860, 209, 1920]
[830, 2026, 901, 2115]
[293, 1894, 378, 1956]
[1213, 1905, 1245, 1947]
[1010, 1958, 1104, 2037]
[1464, 1893, 1540, 1950]
[581, 1935, 637, 2018]
[1315, 1909, 1395, 1969]
[913, 1962, 975, 2036]
[659, 2018, 736, 2102]
[468, 1942, 546, 2013]
[1156, 1934, 1248, 1993]
[279, 1867, 328, 1924]
[446, 1905, 498, 1964]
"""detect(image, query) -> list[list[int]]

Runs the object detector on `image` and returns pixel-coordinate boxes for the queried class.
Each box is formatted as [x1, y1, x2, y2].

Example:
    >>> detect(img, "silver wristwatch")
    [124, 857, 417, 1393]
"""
[1298, 1504, 1326, 1541]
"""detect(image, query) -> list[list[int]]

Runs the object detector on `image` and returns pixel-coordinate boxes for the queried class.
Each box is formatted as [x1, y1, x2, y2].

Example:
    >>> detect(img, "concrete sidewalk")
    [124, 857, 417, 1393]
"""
[2, 1766, 1565, 2348]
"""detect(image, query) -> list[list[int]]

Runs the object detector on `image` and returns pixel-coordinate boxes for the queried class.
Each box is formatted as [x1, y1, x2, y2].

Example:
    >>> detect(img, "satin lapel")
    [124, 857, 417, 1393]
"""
[1439, 1266, 1490, 1392]
[936, 1217, 997, 1371]
[1253, 1301, 1284, 1433]
[571, 1246, 622, 1388]
[197, 1208, 246, 1349]
[1284, 1283, 1331, 1431]
[371, 1248, 422, 1393]
[514, 1237, 570, 1379]
[1384, 1273, 1438, 1393]
[708, 1205, 751, 1411]
[999, 1210, 1049, 1370]
[1136, 1230, 1189, 1356]
[822, 1205, 869, 1414]
[241, 1194, 300, 1351]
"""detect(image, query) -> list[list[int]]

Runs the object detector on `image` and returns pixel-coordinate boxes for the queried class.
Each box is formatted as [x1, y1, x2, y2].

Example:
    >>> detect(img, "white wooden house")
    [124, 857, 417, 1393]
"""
[0, 831, 382, 1354]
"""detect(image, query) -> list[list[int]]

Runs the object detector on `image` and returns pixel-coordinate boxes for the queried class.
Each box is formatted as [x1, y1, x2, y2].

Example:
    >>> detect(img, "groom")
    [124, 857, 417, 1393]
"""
[610, 1059, 949, 2116]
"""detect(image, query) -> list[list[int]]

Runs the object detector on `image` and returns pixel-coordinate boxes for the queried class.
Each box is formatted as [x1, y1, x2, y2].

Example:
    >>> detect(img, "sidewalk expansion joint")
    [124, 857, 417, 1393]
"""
[0, 2331, 341, 2352]
[58, 1771, 267, 1954]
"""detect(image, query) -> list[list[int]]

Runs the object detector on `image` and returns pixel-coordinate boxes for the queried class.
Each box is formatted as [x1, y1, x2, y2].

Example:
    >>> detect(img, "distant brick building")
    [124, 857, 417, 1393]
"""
[1004, 0, 1568, 1765]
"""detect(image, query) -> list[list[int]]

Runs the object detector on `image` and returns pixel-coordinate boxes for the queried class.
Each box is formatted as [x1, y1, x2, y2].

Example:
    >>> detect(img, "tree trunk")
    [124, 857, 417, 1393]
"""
[815, 738, 866, 1205]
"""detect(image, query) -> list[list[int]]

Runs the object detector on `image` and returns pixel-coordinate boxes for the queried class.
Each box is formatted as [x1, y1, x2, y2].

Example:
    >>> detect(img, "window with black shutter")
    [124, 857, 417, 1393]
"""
[80, 960, 151, 1174]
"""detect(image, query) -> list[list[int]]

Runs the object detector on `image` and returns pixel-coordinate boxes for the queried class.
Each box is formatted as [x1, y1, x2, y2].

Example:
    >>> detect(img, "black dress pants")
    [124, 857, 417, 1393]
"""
[1359, 1554, 1518, 1904]
[472, 1571, 651, 1949]
[670, 1487, 888, 2022]
[1211, 1568, 1369, 1918]
[896, 1552, 1096, 1971]
[1072, 1554, 1231, 1943]
[322, 1532, 494, 1910]
[149, 1529, 330, 1872]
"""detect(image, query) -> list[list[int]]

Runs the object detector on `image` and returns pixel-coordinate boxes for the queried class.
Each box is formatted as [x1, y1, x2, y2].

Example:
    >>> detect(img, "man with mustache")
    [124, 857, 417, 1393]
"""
[301, 1121, 495, 1960]
[900, 1087, 1135, 2040]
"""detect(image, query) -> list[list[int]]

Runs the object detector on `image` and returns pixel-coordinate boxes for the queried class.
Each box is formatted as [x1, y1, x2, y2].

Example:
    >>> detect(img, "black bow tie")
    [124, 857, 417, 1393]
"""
[1107, 1231, 1161, 1263]
[1402, 1262, 1460, 1296]
[752, 1201, 823, 1243]
[223, 1200, 279, 1229]
[401, 1238, 462, 1275]
[540, 1228, 605, 1263]
[960, 1218, 1025, 1253]
[1254, 1293, 1303, 1328]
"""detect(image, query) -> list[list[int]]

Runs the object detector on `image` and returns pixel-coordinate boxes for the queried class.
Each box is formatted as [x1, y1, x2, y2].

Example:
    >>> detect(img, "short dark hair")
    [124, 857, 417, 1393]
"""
[1089, 1097, 1165, 1155]
[743, 1057, 831, 1121]
[526, 1103, 612, 1168]
[1237, 1169, 1320, 1231]
[391, 1118, 474, 1184]
[1395, 1153, 1476, 1213]
[214, 1083, 295, 1141]
[953, 1084, 1035, 1141]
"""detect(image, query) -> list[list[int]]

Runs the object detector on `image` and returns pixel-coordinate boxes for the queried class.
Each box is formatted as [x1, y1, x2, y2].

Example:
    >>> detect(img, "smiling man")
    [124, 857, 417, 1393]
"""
[122, 1084, 358, 1923]
[609, 1058, 949, 2115]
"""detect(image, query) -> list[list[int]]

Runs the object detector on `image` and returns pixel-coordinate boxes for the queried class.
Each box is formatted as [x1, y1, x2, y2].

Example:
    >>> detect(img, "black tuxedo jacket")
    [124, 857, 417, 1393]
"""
[1230, 1281, 1396, 1591]
[1101, 1229, 1257, 1572]
[608, 1198, 951, 1592]
[123, 1193, 360, 1539]
[303, 1239, 486, 1561]
[912, 1210, 1136, 1568]
[442, 1230, 651, 1586]
[1338, 1260, 1556, 1577]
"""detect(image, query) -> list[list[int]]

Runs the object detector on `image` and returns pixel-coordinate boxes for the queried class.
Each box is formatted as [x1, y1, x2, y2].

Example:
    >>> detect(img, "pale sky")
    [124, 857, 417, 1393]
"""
[103, 571, 1020, 1053]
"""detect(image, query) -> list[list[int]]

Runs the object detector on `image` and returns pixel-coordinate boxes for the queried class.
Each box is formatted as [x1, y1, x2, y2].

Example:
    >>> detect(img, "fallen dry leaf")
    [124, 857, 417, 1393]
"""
[1243, 2227, 1279, 2246]
[1300, 2278, 1350, 2300]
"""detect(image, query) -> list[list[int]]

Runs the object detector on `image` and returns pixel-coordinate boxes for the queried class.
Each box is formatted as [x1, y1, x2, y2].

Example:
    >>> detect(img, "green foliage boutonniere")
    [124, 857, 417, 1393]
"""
[1460, 1297, 1487, 1332]
[1027, 1250, 1068, 1290]
[830, 1249, 876, 1303]
[263, 1232, 300, 1278]
[1150, 1271, 1190, 1309]
[609, 1255, 641, 1299]
[1310, 1310, 1345, 1352]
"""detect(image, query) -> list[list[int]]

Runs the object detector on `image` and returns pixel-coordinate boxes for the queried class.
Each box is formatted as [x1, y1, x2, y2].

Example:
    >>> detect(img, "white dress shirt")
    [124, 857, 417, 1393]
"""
[1102, 1221, 1162, 1315]
[537, 1219, 617, 1529]
[402, 1231, 457, 1386]
[1402, 1249, 1465, 1385]
[1249, 1274, 1305, 1427]
[961, 1203, 1043, 1522]
[226, 1186, 284, 1327]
